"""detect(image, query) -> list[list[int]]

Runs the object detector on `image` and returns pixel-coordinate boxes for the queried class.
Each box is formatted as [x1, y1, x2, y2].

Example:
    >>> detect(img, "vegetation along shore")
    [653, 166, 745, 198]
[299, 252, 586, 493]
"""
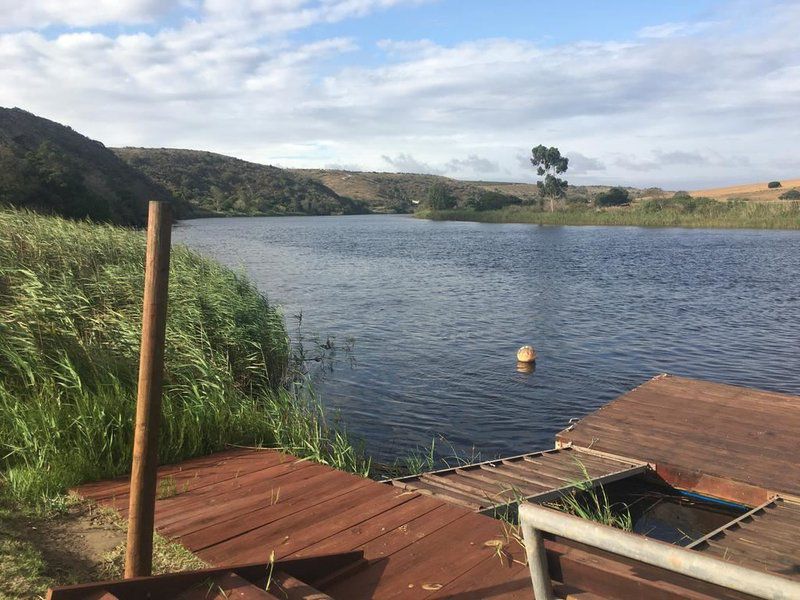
[417, 195, 800, 230]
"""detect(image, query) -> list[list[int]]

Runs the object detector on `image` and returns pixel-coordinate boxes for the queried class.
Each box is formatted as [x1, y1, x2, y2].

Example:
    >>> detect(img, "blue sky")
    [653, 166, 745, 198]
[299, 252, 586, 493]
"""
[0, 0, 798, 188]
[297, 0, 718, 46]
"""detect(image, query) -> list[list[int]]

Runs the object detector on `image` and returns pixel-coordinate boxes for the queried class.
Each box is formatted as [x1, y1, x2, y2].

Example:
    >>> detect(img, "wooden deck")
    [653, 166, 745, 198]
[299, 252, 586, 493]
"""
[389, 447, 646, 512]
[556, 374, 800, 505]
[69, 374, 800, 598]
[76, 448, 535, 599]
[74, 445, 759, 599]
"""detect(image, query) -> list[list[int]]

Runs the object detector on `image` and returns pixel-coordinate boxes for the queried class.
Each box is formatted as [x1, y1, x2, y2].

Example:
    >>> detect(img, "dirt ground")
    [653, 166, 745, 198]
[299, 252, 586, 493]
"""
[0, 501, 124, 599]
[0, 499, 204, 600]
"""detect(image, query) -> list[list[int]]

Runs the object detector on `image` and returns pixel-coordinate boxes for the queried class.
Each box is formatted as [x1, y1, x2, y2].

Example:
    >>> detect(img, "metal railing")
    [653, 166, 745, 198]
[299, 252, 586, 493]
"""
[519, 501, 800, 600]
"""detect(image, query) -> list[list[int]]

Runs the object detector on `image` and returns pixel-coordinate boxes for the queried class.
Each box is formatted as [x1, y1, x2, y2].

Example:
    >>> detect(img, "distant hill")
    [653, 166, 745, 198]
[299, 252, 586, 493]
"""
[293, 169, 644, 211]
[468, 180, 631, 203]
[115, 148, 369, 216]
[692, 179, 800, 202]
[292, 168, 528, 212]
[0, 107, 181, 226]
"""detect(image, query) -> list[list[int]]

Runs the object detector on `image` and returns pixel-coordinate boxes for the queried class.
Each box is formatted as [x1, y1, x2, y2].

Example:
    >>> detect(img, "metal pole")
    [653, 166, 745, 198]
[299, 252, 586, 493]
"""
[518, 502, 800, 600]
[125, 201, 172, 578]
[521, 524, 556, 600]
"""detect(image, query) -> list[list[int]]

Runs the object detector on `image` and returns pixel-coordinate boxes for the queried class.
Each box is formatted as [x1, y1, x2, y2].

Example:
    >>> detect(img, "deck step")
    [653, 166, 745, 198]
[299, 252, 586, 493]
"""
[387, 447, 647, 512]
[311, 556, 370, 589]
[270, 571, 333, 599]
[178, 572, 280, 599]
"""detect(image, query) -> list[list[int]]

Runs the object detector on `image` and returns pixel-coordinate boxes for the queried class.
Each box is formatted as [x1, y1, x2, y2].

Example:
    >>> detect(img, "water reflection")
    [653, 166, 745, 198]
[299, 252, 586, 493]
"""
[516, 361, 536, 375]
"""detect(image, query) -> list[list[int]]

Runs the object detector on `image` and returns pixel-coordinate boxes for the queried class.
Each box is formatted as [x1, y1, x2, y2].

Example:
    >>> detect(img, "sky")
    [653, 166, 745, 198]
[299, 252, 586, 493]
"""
[0, 0, 798, 188]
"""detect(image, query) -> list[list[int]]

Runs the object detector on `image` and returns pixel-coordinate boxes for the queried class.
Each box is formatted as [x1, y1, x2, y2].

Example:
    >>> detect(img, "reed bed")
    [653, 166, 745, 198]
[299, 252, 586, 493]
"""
[0, 207, 368, 510]
[419, 198, 800, 229]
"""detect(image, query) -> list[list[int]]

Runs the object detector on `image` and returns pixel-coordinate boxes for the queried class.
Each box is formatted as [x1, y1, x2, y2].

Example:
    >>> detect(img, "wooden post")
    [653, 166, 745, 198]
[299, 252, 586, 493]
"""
[125, 201, 172, 578]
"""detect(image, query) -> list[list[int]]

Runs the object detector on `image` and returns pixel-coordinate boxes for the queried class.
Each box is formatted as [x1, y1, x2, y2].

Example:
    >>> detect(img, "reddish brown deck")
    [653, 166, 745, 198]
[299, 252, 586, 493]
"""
[71, 374, 800, 598]
[75, 446, 764, 599]
[556, 374, 800, 505]
[76, 448, 535, 599]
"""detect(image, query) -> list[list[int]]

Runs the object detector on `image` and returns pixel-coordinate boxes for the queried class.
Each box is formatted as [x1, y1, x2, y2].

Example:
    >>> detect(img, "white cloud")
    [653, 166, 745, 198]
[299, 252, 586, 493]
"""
[382, 153, 442, 174]
[566, 152, 605, 175]
[445, 155, 500, 174]
[0, 0, 798, 187]
[0, 0, 186, 29]
[637, 21, 716, 39]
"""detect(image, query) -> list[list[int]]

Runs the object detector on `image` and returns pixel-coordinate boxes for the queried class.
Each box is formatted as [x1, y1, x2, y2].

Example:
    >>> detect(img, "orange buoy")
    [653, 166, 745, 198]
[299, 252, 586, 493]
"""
[516, 345, 537, 363]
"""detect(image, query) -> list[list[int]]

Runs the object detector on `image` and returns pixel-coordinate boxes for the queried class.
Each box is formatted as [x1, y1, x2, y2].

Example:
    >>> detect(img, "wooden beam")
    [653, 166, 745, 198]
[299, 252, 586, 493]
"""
[685, 496, 779, 550]
[125, 201, 172, 578]
[48, 553, 365, 600]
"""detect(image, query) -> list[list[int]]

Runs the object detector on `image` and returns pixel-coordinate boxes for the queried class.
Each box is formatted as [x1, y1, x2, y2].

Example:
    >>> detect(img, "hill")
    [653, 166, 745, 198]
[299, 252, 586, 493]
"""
[292, 169, 521, 213]
[692, 178, 800, 202]
[470, 180, 643, 204]
[0, 107, 181, 226]
[115, 148, 369, 216]
[293, 169, 641, 212]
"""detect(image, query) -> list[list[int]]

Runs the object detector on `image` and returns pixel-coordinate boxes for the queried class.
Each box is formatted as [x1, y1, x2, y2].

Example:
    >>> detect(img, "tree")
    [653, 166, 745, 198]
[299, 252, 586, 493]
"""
[427, 183, 456, 210]
[595, 186, 630, 207]
[530, 145, 568, 212]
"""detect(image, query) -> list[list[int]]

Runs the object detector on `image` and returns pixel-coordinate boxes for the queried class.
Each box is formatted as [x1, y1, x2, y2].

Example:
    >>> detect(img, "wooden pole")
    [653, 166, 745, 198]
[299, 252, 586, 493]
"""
[125, 201, 172, 578]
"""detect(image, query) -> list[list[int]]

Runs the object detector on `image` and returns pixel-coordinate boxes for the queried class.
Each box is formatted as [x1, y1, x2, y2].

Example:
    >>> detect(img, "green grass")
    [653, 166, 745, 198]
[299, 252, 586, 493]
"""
[0, 207, 368, 512]
[418, 198, 800, 229]
[546, 462, 633, 531]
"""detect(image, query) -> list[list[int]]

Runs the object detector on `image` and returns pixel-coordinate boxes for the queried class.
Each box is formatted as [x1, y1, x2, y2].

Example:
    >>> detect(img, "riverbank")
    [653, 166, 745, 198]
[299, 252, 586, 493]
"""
[0, 208, 371, 506]
[0, 207, 373, 596]
[417, 198, 800, 229]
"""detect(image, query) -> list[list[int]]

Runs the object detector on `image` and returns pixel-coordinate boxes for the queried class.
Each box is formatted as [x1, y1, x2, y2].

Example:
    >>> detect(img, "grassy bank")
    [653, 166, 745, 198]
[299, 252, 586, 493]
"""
[417, 198, 800, 229]
[0, 207, 368, 513]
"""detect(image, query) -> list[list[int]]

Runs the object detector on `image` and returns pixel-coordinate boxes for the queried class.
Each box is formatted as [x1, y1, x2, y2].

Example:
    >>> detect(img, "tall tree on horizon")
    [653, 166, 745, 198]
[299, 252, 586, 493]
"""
[531, 145, 569, 212]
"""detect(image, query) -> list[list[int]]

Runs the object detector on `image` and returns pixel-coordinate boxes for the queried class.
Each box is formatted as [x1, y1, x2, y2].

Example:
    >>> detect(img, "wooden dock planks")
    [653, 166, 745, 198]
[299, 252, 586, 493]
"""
[71, 374, 800, 599]
[556, 374, 800, 501]
[73, 445, 770, 599]
[388, 447, 647, 512]
[691, 496, 800, 579]
[74, 449, 529, 599]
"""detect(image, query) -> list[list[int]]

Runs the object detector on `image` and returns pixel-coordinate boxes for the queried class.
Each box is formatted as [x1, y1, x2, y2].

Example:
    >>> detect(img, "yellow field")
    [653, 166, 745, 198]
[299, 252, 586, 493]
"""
[692, 178, 800, 201]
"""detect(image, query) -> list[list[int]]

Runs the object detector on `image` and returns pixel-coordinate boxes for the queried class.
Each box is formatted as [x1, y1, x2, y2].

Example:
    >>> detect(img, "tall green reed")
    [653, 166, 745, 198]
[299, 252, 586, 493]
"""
[0, 207, 367, 510]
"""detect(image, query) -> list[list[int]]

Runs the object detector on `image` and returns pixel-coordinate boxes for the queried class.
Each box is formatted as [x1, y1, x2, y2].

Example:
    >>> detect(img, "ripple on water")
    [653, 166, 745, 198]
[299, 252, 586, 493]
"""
[175, 215, 800, 463]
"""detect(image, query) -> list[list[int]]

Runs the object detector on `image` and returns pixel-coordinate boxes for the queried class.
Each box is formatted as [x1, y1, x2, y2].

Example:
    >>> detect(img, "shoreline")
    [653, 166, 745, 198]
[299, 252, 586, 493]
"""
[414, 202, 800, 230]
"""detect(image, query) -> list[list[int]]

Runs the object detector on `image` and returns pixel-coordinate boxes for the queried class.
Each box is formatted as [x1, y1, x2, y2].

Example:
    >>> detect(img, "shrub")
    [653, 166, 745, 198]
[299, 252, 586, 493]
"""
[641, 187, 664, 199]
[427, 183, 456, 210]
[641, 196, 718, 213]
[672, 191, 692, 200]
[768, 181, 782, 189]
[566, 195, 590, 206]
[472, 190, 522, 211]
[779, 188, 800, 200]
[595, 187, 630, 207]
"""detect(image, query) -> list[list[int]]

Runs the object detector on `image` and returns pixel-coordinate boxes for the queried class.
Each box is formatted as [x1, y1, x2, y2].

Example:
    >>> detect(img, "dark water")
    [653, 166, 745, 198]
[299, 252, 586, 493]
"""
[174, 215, 800, 463]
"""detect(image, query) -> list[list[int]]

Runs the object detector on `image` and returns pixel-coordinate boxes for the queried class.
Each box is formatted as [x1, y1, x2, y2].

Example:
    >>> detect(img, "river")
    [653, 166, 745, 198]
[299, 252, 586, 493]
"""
[174, 214, 800, 464]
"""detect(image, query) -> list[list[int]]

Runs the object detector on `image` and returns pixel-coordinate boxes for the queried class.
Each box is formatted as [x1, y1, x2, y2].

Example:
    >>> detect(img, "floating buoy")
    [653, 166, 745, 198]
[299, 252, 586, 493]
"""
[517, 345, 537, 363]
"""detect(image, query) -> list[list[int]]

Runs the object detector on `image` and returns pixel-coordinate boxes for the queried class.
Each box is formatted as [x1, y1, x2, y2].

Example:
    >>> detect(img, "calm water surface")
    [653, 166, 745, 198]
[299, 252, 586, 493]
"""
[174, 215, 800, 463]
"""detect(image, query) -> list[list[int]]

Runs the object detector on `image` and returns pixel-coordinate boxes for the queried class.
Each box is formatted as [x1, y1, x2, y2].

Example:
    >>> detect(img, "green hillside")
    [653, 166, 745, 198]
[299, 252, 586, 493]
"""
[114, 148, 369, 216]
[0, 107, 182, 226]
[293, 168, 525, 213]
